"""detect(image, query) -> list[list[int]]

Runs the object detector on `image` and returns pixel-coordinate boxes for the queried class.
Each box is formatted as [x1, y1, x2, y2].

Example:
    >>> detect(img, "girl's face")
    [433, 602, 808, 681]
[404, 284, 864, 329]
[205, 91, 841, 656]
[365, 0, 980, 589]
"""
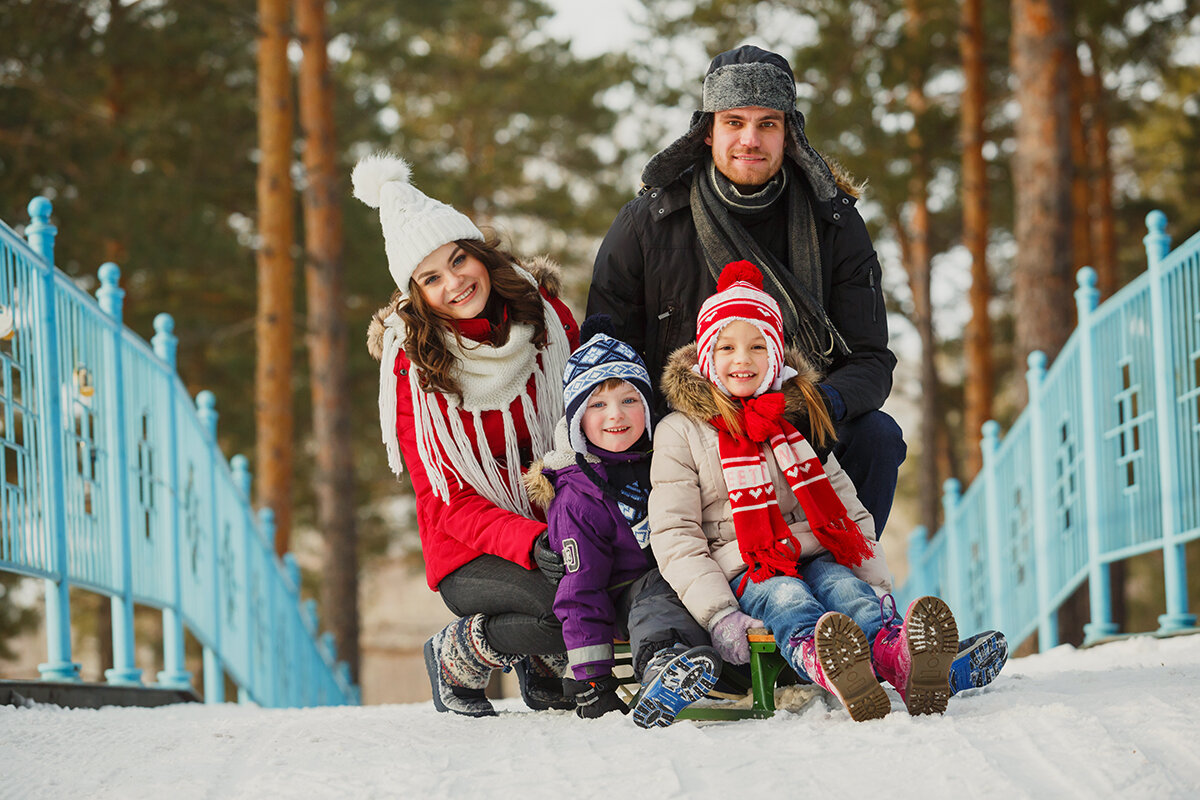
[712, 320, 771, 398]
[411, 242, 491, 320]
[580, 381, 646, 453]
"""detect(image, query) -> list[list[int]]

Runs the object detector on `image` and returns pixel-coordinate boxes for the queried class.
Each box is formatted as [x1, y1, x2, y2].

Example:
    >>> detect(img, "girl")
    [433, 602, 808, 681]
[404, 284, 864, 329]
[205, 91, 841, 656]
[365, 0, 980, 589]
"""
[355, 154, 580, 717]
[649, 260, 959, 721]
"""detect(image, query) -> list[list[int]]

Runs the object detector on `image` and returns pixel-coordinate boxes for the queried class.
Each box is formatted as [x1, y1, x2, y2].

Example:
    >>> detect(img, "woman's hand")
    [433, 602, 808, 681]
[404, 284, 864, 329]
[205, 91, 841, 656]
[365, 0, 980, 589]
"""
[532, 532, 565, 584]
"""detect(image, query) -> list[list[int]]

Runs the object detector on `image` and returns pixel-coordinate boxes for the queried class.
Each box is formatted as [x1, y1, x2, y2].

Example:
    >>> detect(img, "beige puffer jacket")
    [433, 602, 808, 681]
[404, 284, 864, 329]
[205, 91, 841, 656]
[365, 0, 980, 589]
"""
[649, 344, 893, 631]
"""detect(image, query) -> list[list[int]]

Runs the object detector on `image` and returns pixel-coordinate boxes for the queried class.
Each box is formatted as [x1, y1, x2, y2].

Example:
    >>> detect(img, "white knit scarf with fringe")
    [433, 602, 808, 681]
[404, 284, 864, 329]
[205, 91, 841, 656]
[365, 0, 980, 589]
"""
[376, 270, 570, 518]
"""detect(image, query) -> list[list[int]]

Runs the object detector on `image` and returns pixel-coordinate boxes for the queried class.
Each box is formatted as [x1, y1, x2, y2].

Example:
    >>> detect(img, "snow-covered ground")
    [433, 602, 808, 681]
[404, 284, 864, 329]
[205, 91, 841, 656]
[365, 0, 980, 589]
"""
[3, 634, 1200, 799]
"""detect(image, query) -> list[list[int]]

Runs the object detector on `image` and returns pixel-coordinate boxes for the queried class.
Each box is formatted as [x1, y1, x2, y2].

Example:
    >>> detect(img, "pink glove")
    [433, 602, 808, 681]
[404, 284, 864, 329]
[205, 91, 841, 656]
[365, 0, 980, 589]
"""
[710, 610, 764, 665]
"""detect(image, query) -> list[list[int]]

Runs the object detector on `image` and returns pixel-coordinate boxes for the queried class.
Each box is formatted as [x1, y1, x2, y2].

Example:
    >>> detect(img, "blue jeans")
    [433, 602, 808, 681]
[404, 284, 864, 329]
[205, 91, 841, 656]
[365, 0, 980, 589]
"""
[733, 555, 882, 678]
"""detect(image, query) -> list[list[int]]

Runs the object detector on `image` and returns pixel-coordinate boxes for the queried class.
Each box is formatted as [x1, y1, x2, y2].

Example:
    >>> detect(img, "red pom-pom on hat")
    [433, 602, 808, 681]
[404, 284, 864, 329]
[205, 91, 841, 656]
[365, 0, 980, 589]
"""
[717, 260, 764, 292]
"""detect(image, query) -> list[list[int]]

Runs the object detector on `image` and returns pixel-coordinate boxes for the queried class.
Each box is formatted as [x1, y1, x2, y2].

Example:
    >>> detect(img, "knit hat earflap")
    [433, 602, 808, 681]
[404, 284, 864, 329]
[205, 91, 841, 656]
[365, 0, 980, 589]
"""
[351, 153, 483, 294]
[695, 260, 797, 397]
[562, 315, 654, 454]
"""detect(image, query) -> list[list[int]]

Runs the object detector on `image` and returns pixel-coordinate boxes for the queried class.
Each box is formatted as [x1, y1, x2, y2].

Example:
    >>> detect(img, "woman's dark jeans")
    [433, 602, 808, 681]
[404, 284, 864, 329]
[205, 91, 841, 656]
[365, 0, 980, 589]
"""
[438, 554, 565, 656]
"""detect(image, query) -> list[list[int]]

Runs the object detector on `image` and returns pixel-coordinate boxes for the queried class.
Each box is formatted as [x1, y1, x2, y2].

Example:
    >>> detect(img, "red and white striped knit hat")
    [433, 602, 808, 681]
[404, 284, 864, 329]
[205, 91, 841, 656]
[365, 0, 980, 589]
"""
[696, 260, 791, 397]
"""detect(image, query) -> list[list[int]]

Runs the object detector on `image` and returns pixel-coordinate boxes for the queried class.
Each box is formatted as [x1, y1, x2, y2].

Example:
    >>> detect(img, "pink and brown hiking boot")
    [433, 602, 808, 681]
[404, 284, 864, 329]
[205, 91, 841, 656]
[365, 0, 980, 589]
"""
[872, 594, 959, 716]
[796, 611, 890, 722]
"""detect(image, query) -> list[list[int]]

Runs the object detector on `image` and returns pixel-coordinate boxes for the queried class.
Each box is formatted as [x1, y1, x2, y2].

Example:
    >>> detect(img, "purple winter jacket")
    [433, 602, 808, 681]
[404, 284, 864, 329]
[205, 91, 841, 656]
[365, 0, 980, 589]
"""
[526, 421, 652, 680]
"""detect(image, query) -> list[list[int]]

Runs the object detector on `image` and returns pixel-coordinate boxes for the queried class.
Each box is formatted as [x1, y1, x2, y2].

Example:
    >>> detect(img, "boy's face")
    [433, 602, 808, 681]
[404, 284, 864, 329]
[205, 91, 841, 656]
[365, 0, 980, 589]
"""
[580, 381, 646, 453]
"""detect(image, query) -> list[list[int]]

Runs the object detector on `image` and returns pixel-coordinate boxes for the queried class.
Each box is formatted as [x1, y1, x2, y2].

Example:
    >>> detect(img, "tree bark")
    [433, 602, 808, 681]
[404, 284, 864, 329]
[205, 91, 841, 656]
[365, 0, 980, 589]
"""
[1068, 48, 1092, 275]
[255, 0, 297, 555]
[1082, 44, 1117, 300]
[1011, 0, 1075, 372]
[960, 0, 993, 478]
[297, 0, 360, 681]
[902, 0, 940, 535]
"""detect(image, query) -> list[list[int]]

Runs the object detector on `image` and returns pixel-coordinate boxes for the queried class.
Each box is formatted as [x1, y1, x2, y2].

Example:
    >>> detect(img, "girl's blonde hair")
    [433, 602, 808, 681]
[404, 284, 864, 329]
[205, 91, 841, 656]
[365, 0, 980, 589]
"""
[705, 373, 835, 448]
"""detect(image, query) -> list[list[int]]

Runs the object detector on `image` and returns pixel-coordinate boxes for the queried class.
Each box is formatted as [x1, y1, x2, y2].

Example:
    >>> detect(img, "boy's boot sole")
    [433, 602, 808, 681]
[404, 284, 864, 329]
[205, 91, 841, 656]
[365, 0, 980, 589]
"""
[949, 630, 1008, 695]
[423, 629, 496, 718]
[903, 596, 959, 715]
[813, 613, 890, 722]
[631, 646, 720, 729]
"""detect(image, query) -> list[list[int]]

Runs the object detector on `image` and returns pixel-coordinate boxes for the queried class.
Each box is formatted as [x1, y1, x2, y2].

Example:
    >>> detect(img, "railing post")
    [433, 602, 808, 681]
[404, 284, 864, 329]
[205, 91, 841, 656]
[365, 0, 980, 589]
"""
[905, 525, 928, 607]
[27, 198, 80, 682]
[941, 478, 965, 622]
[231, 454, 257, 706]
[258, 507, 278, 708]
[1144, 211, 1197, 634]
[981, 421, 1006, 632]
[285, 553, 302, 708]
[1026, 350, 1058, 651]
[1076, 267, 1119, 644]
[152, 314, 192, 690]
[97, 263, 142, 686]
[196, 390, 224, 702]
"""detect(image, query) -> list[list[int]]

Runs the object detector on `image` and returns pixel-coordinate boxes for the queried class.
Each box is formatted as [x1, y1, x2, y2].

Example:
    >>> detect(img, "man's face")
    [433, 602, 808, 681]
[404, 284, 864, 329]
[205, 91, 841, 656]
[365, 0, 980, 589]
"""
[705, 107, 787, 190]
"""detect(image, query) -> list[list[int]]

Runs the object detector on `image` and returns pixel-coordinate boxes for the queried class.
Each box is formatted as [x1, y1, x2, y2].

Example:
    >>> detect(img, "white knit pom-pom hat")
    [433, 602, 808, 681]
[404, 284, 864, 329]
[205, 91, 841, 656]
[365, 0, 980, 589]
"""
[351, 152, 483, 293]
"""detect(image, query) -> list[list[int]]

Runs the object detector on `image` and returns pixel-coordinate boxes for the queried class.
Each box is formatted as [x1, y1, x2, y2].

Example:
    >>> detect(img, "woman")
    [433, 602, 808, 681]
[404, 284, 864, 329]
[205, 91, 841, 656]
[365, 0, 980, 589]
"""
[355, 153, 579, 717]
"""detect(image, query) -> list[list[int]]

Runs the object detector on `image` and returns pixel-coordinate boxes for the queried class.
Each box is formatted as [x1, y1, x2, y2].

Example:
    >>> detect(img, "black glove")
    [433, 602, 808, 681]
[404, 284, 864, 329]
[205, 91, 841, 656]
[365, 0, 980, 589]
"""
[532, 532, 564, 584]
[563, 675, 628, 719]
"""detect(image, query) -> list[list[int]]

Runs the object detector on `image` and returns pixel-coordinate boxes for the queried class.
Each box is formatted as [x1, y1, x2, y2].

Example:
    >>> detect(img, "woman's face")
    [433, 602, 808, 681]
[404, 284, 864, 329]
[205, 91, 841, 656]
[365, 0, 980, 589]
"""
[411, 242, 491, 320]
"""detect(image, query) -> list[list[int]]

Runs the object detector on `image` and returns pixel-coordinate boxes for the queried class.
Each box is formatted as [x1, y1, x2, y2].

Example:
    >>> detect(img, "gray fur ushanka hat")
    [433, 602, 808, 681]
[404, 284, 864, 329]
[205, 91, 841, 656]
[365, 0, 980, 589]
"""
[640, 44, 839, 201]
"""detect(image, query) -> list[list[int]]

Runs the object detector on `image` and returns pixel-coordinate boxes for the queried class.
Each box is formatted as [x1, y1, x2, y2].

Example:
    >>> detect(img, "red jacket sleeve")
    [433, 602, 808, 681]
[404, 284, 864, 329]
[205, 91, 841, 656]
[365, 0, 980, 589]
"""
[392, 354, 545, 569]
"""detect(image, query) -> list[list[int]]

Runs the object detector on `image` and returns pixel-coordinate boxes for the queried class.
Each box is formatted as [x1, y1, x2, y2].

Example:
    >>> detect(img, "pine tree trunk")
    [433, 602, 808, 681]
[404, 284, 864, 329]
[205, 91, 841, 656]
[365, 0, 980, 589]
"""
[255, 0, 296, 555]
[960, 0, 993, 478]
[1082, 47, 1117, 300]
[903, 0, 940, 535]
[1068, 50, 1092, 273]
[1011, 0, 1075, 372]
[297, 0, 360, 681]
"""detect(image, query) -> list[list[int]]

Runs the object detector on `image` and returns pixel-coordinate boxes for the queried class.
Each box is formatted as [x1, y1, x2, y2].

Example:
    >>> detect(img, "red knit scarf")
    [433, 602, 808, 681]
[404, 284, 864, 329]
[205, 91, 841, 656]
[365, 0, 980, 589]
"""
[711, 392, 874, 593]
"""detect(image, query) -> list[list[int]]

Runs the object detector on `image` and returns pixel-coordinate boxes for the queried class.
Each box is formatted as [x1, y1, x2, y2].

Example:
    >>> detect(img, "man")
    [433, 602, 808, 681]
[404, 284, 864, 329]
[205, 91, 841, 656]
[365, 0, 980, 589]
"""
[587, 44, 904, 536]
[588, 45, 1007, 710]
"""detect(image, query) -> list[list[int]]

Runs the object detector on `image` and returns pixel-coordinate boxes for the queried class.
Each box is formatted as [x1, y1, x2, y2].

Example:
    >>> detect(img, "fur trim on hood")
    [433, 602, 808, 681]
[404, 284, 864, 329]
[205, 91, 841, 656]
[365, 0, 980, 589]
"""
[523, 418, 601, 509]
[659, 342, 823, 425]
[367, 254, 564, 361]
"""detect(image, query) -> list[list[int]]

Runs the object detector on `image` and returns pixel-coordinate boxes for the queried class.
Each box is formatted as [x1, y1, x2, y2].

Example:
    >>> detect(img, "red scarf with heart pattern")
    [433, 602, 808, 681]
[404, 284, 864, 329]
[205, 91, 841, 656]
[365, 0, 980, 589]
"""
[711, 392, 874, 593]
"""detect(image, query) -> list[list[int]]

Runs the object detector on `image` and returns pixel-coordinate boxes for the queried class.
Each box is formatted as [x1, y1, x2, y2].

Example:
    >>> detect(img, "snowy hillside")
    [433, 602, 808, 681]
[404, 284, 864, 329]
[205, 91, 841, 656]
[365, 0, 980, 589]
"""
[4, 634, 1200, 799]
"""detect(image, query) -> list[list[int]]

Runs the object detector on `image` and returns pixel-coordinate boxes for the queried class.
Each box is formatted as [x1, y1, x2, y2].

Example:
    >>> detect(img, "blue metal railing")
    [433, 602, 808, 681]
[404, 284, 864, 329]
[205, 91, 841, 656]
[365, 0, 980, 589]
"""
[899, 211, 1200, 650]
[0, 198, 358, 706]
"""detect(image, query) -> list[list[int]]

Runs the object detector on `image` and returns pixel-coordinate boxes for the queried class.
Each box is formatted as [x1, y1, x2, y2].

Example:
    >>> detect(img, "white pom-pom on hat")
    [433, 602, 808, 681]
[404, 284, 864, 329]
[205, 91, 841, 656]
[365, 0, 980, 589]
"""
[351, 151, 483, 293]
[351, 153, 411, 208]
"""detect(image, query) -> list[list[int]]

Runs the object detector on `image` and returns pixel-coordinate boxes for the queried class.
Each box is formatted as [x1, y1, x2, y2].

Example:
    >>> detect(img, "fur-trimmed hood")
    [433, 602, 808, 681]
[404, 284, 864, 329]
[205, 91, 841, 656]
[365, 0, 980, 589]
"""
[367, 254, 564, 361]
[522, 418, 600, 509]
[659, 342, 823, 425]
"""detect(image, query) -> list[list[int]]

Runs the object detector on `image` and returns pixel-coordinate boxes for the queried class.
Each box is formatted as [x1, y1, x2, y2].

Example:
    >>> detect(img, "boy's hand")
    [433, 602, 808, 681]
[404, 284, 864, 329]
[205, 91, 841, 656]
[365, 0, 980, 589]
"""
[533, 533, 565, 584]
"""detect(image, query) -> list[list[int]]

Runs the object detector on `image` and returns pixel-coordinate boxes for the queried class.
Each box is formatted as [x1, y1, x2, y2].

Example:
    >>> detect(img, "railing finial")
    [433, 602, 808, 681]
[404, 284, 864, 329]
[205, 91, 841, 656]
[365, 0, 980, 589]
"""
[152, 314, 177, 369]
[97, 262, 124, 321]
[1144, 210, 1171, 269]
[26, 197, 57, 264]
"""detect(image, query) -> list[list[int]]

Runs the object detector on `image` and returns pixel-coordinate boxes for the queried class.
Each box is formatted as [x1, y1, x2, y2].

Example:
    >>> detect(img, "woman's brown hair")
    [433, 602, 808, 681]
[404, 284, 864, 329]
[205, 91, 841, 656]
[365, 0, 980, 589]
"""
[390, 233, 548, 398]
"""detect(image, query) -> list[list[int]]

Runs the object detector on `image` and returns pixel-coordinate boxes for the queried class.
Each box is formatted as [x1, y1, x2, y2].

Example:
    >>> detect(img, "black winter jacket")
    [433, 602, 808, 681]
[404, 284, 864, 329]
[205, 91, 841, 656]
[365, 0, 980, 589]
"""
[586, 165, 896, 422]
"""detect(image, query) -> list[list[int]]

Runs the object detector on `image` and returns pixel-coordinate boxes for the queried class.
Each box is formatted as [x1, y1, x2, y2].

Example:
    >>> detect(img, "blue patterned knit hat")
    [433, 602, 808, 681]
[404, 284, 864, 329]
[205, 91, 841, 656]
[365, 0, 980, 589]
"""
[563, 315, 654, 454]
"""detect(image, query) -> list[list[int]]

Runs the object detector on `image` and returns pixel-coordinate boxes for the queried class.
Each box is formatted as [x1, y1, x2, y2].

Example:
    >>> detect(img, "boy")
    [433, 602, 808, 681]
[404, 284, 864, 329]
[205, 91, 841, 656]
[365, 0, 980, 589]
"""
[526, 316, 719, 718]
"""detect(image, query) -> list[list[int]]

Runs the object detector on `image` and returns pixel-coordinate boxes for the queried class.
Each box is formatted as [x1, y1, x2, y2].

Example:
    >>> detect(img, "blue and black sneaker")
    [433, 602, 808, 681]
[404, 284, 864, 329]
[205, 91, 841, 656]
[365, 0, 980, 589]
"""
[631, 644, 721, 728]
[949, 630, 1008, 695]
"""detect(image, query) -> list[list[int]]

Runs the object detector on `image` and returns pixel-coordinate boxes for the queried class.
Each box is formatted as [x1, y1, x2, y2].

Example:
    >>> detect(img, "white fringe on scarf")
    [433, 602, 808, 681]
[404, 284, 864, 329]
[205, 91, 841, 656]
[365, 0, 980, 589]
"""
[376, 267, 571, 518]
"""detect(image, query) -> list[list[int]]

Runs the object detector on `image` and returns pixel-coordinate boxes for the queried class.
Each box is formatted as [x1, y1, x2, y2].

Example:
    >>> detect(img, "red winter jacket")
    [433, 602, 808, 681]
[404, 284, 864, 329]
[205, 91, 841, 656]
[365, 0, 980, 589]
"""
[390, 289, 578, 590]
